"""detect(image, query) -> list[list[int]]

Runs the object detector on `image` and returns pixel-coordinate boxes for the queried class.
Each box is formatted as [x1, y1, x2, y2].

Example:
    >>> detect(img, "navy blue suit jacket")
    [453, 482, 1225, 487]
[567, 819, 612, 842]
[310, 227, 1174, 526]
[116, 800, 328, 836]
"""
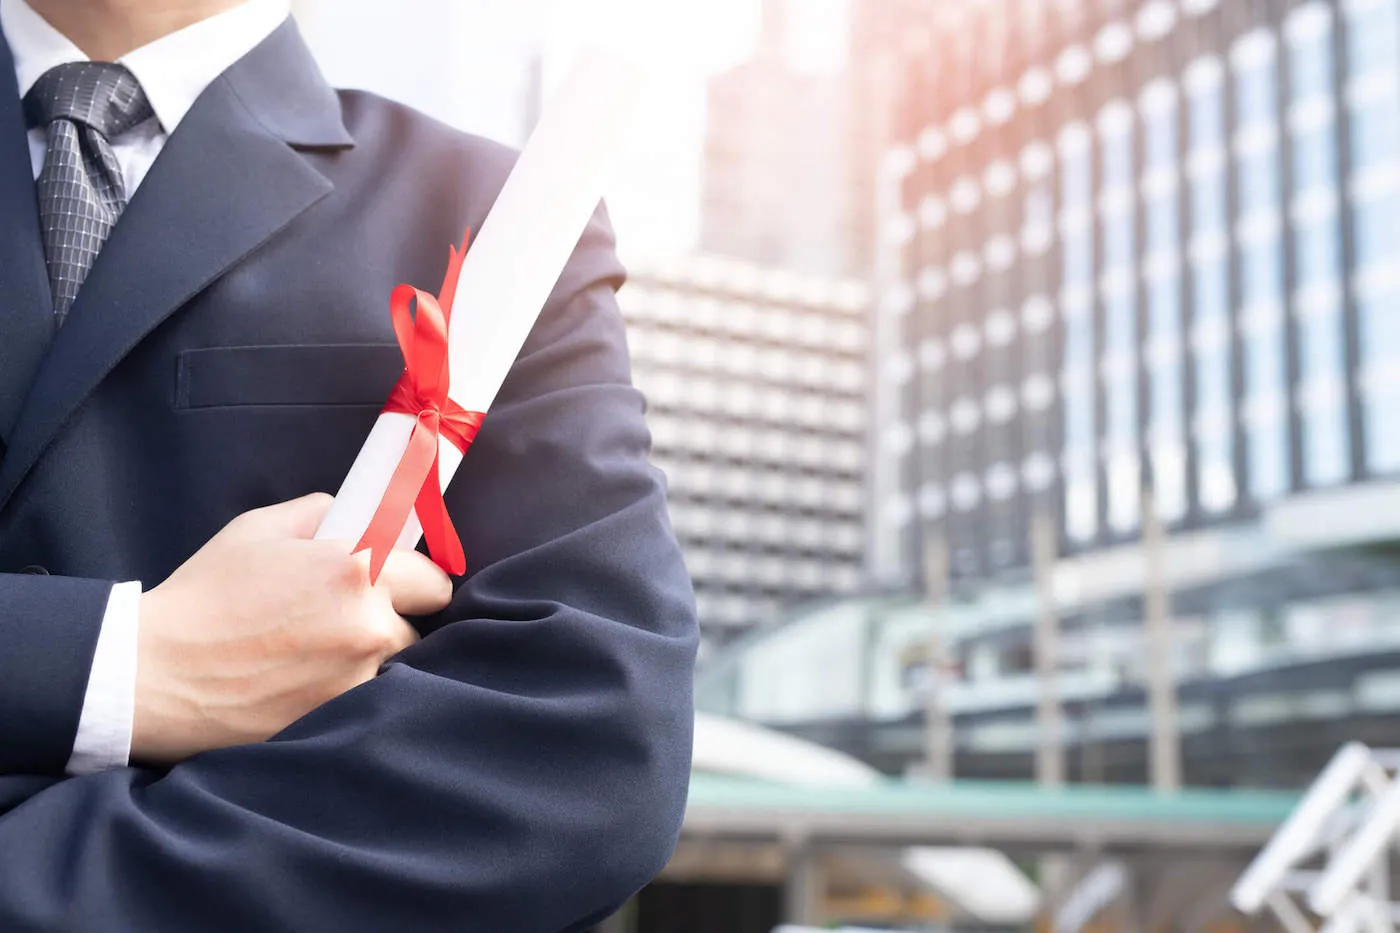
[0, 17, 696, 932]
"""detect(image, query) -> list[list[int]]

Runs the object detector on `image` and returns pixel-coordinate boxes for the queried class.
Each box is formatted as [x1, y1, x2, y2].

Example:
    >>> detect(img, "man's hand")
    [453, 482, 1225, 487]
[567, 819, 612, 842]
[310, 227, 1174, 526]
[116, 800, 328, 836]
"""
[131, 494, 453, 765]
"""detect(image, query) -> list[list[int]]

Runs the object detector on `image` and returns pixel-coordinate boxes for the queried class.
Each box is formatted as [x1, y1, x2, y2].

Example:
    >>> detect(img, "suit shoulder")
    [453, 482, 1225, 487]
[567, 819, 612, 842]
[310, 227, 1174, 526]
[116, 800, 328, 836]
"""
[325, 88, 622, 293]
[334, 89, 520, 197]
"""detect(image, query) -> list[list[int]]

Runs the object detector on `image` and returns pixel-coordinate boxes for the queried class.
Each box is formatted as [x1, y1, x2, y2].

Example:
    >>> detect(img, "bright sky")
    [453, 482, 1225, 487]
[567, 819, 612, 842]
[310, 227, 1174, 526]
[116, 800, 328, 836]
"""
[297, 0, 848, 263]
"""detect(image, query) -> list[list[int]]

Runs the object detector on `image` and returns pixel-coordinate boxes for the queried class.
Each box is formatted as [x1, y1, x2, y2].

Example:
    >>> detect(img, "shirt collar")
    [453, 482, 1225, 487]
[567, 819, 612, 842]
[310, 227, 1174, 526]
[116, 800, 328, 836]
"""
[1, 0, 290, 134]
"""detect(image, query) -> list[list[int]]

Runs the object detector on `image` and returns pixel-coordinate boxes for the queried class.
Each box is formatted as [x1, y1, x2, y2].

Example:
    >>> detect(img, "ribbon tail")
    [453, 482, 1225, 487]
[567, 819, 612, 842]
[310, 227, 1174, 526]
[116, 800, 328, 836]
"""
[354, 418, 441, 584]
[414, 451, 467, 576]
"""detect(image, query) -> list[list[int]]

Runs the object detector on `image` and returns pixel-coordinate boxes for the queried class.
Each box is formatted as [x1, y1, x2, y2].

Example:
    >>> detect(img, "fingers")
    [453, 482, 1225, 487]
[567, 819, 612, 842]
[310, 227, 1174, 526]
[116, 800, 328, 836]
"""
[372, 549, 454, 617]
[381, 614, 420, 658]
[231, 493, 336, 541]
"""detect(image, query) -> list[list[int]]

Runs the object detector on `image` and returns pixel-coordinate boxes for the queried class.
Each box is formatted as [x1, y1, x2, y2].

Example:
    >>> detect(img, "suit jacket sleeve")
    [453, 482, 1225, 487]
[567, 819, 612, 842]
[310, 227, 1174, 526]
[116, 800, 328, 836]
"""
[0, 209, 699, 933]
[0, 574, 113, 774]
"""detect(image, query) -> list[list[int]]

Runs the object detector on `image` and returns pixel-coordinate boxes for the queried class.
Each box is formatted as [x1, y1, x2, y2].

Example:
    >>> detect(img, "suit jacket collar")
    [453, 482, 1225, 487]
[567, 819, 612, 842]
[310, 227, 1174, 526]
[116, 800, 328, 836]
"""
[0, 18, 355, 512]
[220, 17, 354, 151]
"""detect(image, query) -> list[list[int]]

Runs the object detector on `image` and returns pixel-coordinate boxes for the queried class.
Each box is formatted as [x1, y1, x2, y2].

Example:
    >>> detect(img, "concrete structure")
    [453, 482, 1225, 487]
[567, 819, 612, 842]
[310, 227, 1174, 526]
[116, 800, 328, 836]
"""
[618, 256, 870, 645]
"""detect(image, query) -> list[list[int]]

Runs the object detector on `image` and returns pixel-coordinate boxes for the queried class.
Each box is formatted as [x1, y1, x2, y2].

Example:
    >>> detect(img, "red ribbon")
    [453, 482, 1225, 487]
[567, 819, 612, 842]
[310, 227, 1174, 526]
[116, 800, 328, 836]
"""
[354, 231, 484, 583]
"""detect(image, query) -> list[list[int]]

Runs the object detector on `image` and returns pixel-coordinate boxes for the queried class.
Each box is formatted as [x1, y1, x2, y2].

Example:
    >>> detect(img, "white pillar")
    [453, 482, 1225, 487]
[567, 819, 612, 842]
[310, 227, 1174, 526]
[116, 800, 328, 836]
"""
[784, 843, 824, 926]
[922, 531, 954, 781]
[1032, 510, 1065, 786]
[1142, 487, 1182, 792]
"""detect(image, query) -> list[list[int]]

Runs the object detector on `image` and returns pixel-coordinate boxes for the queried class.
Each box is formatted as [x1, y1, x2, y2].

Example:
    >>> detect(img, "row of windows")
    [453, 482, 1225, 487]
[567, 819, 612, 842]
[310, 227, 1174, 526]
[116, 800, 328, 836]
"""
[908, 36, 1395, 257]
[888, 449, 1187, 528]
[909, 0, 1217, 166]
[913, 451, 1060, 518]
[697, 575, 859, 604]
[892, 377, 1057, 449]
[625, 262, 867, 313]
[893, 7, 1381, 251]
[694, 591, 780, 630]
[693, 573, 862, 629]
[902, 370, 1399, 530]
[618, 287, 867, 352]
[670, 503, 865, 553]
[686, 547, 864, 591]
[650, 416, 865, 474]
[907, 335, 1369, 427]
[654, 457, 866, 514]
[911, 306, 1055, 375]
[628, 328, 866, 391]
[637, 370, 866, 431]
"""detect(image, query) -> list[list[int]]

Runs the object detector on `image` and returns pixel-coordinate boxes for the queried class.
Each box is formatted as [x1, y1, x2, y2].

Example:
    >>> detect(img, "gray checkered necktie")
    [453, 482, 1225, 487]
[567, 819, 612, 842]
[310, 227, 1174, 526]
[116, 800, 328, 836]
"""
[23, 62, 154, 322]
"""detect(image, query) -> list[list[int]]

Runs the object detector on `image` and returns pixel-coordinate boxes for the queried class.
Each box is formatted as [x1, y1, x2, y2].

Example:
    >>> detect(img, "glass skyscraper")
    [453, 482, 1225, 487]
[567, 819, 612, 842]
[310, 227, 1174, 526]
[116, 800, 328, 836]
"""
[873, 0, 1400, 587]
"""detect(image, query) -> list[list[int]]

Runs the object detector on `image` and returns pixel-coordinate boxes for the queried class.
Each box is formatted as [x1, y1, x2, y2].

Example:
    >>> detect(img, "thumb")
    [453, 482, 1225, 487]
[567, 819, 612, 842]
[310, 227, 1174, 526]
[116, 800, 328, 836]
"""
[236, 492, 336, 541]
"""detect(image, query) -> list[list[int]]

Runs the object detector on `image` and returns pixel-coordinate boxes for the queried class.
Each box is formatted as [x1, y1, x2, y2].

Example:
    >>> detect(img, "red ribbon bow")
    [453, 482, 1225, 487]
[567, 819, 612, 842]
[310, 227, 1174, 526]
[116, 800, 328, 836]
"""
[354, 231, 485, 583]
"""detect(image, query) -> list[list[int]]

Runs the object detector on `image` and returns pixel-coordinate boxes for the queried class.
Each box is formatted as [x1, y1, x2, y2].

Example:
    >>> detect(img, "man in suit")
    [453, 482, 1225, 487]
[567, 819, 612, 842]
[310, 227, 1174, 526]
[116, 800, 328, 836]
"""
[0, 0, 698, 930]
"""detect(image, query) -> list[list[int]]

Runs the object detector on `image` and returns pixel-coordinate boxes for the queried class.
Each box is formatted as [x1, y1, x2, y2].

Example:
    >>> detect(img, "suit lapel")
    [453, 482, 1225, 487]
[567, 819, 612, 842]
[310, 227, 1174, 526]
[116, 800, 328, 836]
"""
[0, 27, 59, 442]
[0, 20, 354, 512]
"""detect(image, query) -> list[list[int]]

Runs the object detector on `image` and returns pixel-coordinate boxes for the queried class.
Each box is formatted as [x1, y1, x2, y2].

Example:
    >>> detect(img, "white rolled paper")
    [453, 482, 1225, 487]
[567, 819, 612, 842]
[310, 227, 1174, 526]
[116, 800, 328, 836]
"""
[316, 49, 645, 550]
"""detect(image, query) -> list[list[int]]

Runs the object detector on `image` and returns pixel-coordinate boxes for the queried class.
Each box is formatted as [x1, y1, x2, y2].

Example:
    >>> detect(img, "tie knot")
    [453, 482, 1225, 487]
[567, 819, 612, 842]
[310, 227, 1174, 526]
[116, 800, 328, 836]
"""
[23, 62, 153, 140]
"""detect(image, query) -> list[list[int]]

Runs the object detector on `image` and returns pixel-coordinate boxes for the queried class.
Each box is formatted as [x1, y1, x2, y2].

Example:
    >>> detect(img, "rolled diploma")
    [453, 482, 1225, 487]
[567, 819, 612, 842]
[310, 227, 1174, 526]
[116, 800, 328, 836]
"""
[316, 49, 644, 550]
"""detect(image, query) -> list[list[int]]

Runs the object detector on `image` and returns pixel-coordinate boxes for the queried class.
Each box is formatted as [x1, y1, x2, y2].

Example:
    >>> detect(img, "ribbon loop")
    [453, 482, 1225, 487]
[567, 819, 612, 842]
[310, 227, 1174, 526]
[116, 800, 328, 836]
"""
[354, 231, 484, 582]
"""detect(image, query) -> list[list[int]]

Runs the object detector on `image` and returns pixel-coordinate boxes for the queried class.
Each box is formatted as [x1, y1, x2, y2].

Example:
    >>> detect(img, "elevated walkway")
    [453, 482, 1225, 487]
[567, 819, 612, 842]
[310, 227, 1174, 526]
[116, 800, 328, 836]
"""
[685, 773, 1298, 855]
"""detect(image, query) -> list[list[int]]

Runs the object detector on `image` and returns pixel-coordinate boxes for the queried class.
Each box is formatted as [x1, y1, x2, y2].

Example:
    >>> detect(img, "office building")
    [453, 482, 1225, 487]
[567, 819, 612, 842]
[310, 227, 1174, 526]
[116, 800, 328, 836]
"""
[618, 257, 870, 645]
[700, 0, 1400, 787]
[871, 0, 1400, 586]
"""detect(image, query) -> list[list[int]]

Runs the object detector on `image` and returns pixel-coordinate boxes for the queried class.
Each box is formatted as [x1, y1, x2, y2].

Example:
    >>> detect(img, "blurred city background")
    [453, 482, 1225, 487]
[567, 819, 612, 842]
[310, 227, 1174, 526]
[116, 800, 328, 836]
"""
[294, 1, 1400, 931]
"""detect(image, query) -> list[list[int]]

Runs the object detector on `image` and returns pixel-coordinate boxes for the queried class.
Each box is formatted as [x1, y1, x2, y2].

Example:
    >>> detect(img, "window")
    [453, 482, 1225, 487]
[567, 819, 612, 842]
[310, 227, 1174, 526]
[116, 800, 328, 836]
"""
[1347, 0, 1400, 474]
[1103, 104, 1136, 526]
[1061, 124, 1098, 542]
[1189, 59, 1237, 513]
[1023, 182, 1054, 249]
[1242, 305, 1289, 499]
[1142, 90, 1185, 522]
[1237, 36, 1288, 501]
[1233, 31, 1277, 125]
[1148, 266, 1187, 521]
[1287, 4, 1349, 488]
[1142, 82, 1177, 173]
[1193, 257, 1236, 513]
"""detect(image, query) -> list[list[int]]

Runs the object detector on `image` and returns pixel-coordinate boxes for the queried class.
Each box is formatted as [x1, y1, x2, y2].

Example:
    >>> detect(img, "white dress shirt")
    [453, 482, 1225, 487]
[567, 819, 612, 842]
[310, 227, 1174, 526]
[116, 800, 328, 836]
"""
[1, 0, 291, 775]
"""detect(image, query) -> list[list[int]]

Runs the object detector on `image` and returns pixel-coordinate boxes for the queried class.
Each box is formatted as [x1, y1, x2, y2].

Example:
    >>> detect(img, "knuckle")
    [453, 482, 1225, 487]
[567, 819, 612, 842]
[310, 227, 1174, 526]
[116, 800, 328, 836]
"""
[327, 550, 372, 593]
[224, 509, 257, 535]
[340, 626, 379, 661]
[346, 616, 397, 659]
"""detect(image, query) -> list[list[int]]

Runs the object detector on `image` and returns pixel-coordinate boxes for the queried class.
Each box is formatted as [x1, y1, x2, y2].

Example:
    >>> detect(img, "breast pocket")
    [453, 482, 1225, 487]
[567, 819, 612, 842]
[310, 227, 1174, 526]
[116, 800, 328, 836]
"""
[174, 344, 405, 409]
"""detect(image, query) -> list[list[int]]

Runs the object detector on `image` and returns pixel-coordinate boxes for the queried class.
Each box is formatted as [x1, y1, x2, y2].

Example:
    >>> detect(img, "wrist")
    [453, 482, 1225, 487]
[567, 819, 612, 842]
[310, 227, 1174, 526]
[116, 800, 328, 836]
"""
[131, 585, 180, 763]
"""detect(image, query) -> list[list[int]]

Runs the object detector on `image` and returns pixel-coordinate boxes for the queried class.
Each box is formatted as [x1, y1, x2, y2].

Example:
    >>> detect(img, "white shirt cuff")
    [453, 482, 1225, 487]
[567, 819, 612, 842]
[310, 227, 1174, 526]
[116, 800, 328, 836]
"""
[66, 581, 142, 776]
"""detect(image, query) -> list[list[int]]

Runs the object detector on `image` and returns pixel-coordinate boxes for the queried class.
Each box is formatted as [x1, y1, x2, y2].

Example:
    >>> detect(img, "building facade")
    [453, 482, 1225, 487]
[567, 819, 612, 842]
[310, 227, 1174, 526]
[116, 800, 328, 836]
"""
[873, 0, 1400, 588]
[618, 257, 870, 645]
[693, 0, 1400, 786]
